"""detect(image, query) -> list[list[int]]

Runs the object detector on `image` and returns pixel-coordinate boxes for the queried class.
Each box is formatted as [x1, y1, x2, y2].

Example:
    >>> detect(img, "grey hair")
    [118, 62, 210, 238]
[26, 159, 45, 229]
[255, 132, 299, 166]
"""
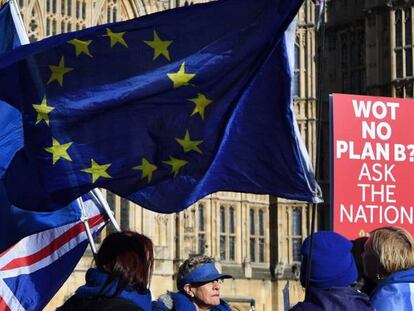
[176, 255, 215, 288]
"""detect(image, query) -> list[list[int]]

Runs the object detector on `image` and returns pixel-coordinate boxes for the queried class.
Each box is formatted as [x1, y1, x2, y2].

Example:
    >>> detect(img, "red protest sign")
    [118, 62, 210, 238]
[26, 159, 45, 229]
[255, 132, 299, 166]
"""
[331, 93, 414, 239]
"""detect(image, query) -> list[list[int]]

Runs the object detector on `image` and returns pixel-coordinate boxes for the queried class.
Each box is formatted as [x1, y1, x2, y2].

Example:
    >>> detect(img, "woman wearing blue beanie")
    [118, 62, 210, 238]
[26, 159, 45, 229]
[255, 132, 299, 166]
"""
[290, 231, 372, 311]
[363, 227, 414, 311]
[152, 255, 232, 311]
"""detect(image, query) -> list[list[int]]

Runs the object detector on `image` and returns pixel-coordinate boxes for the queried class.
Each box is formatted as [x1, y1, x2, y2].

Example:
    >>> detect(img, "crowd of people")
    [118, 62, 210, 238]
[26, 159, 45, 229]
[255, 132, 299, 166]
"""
[56, 226, 414, 311]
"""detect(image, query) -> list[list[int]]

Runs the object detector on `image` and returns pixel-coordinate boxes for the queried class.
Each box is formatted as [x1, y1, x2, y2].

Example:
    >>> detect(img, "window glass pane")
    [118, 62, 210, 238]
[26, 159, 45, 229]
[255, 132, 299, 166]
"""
[396, 9, 403, 47]
[198, 204, 205, 231]
[52, 19, 57, 35]
[259, 238, 265, 262]
[250, 209, 255, 235]
[406, 82, 413, 98]
[292, 238, 302, 262]
[229, 207, 235, 233]
[406, 48, 413, 77]
[67, 0, 72, 14]
[405, 8, 412, 45]
[120, 198, 129, 230]
[250, 238, 256, 262]
[396, 49, 403, 78]
[396, 85, 404, 97]
[82, 1, 86, 19]
[342, 72, 348, 92]
[293, 71, 300, 97]
[220, 206, 225, 233]
[198, 234, 205, 254]
[292, 208, 302, 236]
[341, 33, 348, 68]
[220, 236, 226, 260]
[76, 0, 80, 18]
[229, 237, 235, 261]
[259, 210, 264, 236]
[106, 191, 117, 233]
[358, 32, 364, 66]
[113, 7, 117, 22]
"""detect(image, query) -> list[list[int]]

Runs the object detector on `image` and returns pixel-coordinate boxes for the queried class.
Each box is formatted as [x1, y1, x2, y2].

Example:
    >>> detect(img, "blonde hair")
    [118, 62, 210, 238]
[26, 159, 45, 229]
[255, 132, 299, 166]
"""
[367, 226, 414, 276]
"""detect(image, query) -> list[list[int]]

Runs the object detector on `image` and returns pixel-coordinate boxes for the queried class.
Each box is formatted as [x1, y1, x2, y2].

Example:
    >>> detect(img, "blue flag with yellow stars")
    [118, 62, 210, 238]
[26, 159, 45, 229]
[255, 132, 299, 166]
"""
[0, 0, 322, 213]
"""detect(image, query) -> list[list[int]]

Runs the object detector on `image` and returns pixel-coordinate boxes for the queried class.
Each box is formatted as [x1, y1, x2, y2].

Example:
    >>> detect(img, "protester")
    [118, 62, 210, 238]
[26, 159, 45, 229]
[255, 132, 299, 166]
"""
[57, 230, 153, 311]
[289, 231, 372, 311]
[152, 255, 232, 311]
[363, 226, 414, 311]
[352, 237, 377, 296]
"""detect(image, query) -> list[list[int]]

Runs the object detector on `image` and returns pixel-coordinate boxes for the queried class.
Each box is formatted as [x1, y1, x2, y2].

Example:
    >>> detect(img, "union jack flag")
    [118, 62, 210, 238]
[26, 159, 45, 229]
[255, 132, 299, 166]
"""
[0, 197, 106, 311]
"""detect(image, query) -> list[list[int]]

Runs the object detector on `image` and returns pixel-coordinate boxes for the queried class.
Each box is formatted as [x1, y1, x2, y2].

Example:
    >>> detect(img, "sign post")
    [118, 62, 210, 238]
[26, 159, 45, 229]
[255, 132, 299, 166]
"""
[331, 93, 414, 239]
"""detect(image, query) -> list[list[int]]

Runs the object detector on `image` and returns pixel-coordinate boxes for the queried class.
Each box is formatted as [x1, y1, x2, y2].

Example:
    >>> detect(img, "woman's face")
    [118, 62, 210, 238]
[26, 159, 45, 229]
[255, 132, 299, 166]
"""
[190, 279, 222, 309]
[362, 238, 382, 284]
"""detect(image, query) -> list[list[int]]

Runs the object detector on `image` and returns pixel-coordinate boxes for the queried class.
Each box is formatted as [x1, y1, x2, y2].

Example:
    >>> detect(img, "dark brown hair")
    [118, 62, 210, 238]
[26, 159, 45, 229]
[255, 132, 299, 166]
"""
[95, 231, 153, 293]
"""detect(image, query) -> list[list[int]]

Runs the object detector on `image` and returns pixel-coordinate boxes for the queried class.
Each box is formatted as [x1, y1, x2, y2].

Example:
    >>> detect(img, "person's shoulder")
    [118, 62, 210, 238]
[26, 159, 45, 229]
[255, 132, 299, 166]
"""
[57, 296, 143, 311]
[102, 297, 144, 311]
[289, 301, 324, 311]
[152, 292, 174, 311]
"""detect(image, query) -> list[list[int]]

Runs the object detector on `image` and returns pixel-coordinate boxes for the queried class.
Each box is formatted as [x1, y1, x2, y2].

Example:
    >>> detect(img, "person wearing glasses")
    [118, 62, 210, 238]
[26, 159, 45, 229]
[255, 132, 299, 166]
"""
[152, 255, 232, 311]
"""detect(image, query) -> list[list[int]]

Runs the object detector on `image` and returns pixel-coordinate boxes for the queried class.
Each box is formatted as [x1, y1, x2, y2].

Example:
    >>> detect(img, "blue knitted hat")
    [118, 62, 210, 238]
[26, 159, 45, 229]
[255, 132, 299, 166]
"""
[300, 231, 358, 289]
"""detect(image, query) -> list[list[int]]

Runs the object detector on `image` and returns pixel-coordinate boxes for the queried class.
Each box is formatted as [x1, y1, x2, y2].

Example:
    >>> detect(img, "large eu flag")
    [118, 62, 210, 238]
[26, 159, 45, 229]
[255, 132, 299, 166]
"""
[1, 0, 322, 213]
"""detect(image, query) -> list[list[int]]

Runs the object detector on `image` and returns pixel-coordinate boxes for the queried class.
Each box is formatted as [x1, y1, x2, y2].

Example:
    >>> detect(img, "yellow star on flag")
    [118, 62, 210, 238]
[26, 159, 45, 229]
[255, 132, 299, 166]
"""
[81, 159, 112, 183]
[189, 93, 212, 120]
[47, 56, 73, 86]
[144, 30, 172, 61]
[68, 39, 93, 57]
[176, 130, 203, 154]
[163, 156, 188, 177]
[167, 62, 195, 88]
[133, 158, 157, 183]
[32, 97, 55, 126]
[105, 28, 128, 48]
[44, 137, 73, 165]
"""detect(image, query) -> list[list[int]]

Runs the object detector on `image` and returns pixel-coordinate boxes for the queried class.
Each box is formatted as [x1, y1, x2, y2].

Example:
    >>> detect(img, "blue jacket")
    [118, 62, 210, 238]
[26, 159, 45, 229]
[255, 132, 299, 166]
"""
[152, 291, 231, 311]
[371, 268, 414, 311]
[57, 268, 152, 311]
[289, 286, 372, 311]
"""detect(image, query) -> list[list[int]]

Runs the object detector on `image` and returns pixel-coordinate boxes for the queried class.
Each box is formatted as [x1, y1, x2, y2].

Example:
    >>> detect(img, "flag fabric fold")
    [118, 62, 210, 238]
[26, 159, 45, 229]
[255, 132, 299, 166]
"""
[0, 0, 322, 213]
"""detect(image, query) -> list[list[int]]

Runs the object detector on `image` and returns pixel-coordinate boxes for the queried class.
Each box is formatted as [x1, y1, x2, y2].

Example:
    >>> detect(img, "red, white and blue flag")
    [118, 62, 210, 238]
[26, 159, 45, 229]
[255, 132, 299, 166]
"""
[0, 196, 106, 311]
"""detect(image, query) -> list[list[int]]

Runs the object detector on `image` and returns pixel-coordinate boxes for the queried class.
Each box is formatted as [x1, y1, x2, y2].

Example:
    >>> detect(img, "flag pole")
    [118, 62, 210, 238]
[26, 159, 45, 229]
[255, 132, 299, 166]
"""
[77, 197, 97, 255]
[8, 0, 29, 44]
[90, 188, 121, 232]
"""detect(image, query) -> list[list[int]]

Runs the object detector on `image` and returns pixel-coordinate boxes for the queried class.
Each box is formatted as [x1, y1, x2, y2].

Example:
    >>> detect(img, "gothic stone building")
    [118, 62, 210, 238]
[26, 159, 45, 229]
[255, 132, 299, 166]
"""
[0, 0, 319, 310]
[318, 0, 414, 228]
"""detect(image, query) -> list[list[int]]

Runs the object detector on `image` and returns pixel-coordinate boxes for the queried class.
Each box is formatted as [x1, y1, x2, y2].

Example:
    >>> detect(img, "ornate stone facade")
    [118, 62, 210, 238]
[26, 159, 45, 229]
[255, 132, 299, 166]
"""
[0, 0, 319, 309]
[318, 0, 414, 228]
